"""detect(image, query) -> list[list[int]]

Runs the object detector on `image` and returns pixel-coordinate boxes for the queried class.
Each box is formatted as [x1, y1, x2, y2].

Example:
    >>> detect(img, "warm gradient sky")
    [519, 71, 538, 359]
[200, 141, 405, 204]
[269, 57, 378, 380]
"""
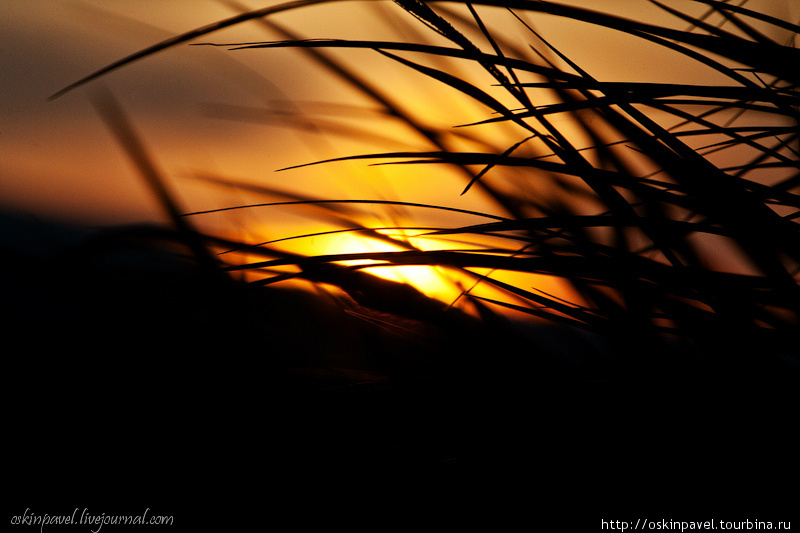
[7, 0, 797, 226]
[3, 0, 491, 226]
[2, 0, 797, 300]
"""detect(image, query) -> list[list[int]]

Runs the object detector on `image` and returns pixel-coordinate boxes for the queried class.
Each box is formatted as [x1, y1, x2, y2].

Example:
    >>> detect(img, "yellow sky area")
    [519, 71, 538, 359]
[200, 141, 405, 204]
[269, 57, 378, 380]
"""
[2, 0, 796, 316]
[221, 222, 588, 319]
[331, 230, 589, 315]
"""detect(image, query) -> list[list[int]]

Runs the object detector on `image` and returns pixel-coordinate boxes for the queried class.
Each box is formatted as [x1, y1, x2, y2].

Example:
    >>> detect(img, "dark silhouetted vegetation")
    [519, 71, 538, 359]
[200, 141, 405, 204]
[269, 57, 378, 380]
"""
[11, 1, 798, 526]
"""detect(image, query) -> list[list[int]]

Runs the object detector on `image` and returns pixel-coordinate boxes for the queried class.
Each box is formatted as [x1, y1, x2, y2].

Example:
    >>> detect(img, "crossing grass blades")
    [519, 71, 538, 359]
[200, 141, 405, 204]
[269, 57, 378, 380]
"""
[52, 0, 800, 383]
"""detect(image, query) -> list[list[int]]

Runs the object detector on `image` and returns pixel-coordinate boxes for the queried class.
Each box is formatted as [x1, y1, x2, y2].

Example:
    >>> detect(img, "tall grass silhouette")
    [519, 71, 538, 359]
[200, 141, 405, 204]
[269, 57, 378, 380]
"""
[52, 0, 800, 380]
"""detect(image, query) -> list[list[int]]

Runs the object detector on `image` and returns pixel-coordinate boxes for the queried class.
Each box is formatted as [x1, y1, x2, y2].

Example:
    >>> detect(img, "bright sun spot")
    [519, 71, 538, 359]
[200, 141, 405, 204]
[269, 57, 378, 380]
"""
[308, 230, 464, 304]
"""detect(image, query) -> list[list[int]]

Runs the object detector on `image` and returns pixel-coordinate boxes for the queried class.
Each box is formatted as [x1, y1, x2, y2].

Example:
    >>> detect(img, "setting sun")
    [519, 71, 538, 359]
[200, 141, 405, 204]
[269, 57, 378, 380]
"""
[5, 0, 800, 527]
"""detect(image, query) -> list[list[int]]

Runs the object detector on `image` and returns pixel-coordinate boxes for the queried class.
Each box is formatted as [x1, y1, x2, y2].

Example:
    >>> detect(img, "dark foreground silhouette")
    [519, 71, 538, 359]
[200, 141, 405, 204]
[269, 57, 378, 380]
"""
[3, 212, 797, 529]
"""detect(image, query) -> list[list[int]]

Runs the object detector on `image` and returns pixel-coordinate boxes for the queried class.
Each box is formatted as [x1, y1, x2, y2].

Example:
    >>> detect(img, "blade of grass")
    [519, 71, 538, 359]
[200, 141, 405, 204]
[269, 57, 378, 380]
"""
[88, 86, 226, 280]
[49, 0, 335, 100]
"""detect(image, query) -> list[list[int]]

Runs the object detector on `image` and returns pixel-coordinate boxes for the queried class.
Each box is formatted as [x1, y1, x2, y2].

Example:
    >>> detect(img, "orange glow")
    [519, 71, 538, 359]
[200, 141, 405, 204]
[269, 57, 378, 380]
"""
[4, 0, 795, 327]
[305, 230, 460, 300]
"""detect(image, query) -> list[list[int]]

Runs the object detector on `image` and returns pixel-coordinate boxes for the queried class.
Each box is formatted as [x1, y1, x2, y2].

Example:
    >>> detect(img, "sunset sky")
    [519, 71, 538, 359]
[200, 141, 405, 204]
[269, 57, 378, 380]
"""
[7, 0, 796, 224]
[2, 0, 797, 304]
